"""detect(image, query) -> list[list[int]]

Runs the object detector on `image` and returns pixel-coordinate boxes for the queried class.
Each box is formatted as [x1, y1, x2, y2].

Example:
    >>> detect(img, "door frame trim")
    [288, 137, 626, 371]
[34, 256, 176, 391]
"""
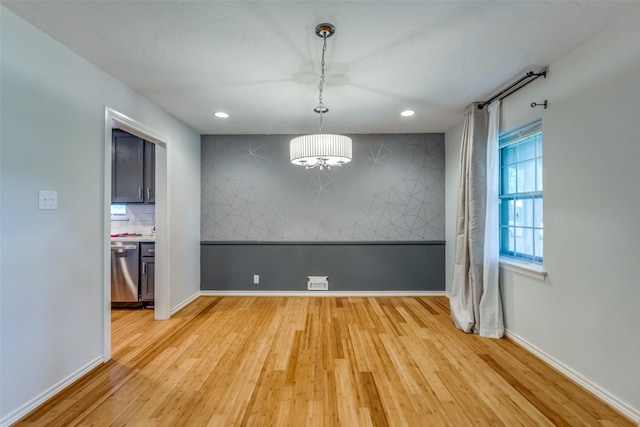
[103, 107, 171, 361]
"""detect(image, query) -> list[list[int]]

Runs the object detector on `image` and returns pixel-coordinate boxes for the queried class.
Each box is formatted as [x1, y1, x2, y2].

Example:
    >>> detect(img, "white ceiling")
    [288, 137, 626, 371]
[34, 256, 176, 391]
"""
[4, 1, 638, 135]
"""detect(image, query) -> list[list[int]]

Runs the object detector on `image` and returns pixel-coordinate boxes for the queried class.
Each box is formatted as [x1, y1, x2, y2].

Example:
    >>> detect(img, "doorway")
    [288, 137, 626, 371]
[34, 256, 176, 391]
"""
[103, 107, 170, 361]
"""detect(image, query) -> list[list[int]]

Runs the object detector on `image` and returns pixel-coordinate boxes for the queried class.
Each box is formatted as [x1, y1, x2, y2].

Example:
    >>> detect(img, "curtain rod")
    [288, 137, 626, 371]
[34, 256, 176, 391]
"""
[477, 68, 548, 110]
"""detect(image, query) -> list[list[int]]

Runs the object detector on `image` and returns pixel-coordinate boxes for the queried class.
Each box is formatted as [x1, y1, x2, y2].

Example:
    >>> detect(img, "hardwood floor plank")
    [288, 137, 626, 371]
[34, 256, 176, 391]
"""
[359, 371, 389, 427]
[12, 296, 634, 426]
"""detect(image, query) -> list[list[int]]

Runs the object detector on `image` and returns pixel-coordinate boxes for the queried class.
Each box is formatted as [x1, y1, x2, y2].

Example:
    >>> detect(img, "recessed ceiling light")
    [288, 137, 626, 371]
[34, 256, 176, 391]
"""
[400, 110, 415, 117]
[214, 112, 229, 118]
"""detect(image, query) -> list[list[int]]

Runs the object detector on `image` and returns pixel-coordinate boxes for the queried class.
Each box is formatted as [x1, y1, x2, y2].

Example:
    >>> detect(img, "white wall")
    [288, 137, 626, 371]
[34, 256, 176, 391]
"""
[0, 7, 200, 423]
[445, 8, 640, 419]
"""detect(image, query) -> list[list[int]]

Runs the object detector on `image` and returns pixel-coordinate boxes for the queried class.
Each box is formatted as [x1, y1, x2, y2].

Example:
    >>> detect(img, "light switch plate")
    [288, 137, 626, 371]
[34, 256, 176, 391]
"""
[38, 190, 58, 210]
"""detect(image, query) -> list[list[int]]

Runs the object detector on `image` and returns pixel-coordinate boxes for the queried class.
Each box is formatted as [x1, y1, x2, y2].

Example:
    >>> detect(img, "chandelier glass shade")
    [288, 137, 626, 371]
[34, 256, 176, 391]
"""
[290, 23, 352, 170]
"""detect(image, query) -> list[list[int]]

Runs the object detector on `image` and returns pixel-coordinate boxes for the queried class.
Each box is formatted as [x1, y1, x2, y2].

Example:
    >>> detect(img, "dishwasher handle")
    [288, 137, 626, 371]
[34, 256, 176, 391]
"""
[111, 244, 137, 252]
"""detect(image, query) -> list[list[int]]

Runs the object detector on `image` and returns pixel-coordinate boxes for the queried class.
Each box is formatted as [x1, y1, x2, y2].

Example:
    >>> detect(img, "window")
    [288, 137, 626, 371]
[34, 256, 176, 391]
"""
[499, 119, 543, 263]
[111, 204, 127, 217]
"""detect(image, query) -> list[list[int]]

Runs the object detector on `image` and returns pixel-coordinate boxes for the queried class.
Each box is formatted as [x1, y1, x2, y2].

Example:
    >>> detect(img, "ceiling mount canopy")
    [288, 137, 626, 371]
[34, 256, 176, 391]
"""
[290, 23, 352, 171]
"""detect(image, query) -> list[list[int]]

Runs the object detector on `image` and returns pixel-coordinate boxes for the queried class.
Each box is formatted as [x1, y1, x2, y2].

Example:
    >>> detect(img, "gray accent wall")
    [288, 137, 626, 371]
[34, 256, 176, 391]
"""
[201, 241, 445, 292]
[201, 133, 445, 292]
[201, 134, 444, 241]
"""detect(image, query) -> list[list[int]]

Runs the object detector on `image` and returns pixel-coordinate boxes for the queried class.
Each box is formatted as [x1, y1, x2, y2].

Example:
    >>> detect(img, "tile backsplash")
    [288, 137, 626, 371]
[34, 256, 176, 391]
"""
[111, 205, 155, 235]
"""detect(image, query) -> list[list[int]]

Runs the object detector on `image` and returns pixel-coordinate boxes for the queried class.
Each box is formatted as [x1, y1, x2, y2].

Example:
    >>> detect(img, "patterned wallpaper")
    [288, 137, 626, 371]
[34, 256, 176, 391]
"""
[201, 134, 444, 241]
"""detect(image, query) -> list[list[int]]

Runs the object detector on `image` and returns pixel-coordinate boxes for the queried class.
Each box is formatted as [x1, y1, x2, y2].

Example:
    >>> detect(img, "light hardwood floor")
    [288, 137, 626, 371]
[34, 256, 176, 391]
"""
[15, 296, 632, 426]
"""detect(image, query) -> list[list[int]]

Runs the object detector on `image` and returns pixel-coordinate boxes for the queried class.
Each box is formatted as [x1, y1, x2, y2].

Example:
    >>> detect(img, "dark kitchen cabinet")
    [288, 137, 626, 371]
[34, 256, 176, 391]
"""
[143, 140, 155, 203]
[140, 243, 155, 304]
[111, 129, 155, 204]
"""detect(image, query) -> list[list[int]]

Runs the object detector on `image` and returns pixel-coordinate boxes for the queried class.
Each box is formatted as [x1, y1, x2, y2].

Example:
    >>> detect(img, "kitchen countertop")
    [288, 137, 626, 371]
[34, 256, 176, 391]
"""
[111, 235, 155, 243]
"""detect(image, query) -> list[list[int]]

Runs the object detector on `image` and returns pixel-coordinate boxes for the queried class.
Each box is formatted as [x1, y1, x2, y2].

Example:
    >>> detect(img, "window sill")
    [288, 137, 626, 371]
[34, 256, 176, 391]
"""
[499, 258, 547, 281]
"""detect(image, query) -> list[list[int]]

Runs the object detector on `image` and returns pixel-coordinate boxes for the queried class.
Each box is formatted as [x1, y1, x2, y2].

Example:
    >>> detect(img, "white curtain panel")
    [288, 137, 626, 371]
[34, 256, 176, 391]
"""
[450, 102, 504, 338]
[479, 100, 504, 338]
[450, 103, 488, 334]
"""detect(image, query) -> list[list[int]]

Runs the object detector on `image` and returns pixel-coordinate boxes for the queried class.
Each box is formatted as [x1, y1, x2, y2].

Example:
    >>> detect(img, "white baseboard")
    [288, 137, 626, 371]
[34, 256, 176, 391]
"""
[199, 290, 445, 297]
[170, 291, 201, 315]
[505, 329, 640, 425]
[0, 355, 103, 427]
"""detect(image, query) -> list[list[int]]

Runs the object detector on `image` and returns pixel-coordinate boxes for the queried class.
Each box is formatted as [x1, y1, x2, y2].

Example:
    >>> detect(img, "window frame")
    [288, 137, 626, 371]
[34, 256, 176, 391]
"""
[498, 119, 543, 264]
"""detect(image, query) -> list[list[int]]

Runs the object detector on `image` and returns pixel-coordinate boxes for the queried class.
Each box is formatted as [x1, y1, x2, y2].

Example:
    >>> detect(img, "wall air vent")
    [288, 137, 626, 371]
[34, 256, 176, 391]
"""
[307, 276, 329, 291]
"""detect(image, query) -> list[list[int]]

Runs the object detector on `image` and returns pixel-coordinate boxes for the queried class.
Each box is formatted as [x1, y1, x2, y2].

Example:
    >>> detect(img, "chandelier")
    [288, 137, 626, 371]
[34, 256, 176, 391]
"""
[290, 23, 352, 170]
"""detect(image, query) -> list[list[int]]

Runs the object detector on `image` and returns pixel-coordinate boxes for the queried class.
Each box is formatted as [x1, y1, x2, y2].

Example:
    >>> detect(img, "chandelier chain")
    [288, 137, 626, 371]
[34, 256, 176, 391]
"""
[317, 34, 328, 132]
[318, 35, 327, 108]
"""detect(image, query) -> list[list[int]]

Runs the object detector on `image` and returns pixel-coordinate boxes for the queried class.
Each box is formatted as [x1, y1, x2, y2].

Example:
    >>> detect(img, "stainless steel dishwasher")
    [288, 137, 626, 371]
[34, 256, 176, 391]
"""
[110, 241, 140, 306]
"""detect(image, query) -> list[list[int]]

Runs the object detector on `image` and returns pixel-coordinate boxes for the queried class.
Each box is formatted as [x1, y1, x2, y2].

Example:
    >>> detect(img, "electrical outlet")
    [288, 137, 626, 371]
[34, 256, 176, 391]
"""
[38, 190, 58, 210]
[253, 275, 260, 285]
